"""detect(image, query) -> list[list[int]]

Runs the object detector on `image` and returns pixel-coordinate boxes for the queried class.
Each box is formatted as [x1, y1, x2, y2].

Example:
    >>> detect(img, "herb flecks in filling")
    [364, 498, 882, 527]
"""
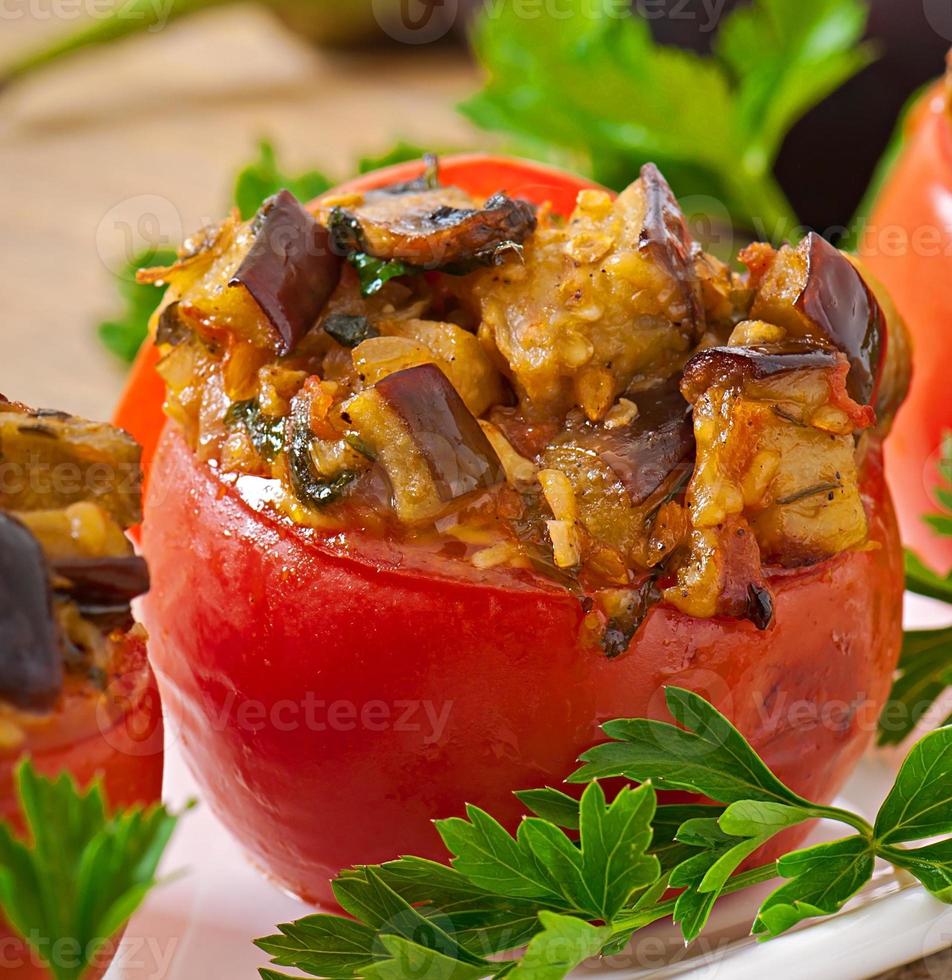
[144, 161, 900, 646]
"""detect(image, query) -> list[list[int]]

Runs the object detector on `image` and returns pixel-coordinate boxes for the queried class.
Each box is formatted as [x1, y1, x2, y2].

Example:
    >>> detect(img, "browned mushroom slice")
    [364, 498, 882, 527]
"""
[346, 363, 505, 523]
[0, 513, 63, 711]
[0, 402, 143, 527]
[328, 186, 537, 269]
[639, 163, 704, 333]
[230, 189, 342, 355]
[750, 232, 886, 404]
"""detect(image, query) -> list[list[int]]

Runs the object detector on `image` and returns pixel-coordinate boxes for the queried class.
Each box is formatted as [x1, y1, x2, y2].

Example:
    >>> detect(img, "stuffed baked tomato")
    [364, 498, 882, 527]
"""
[860, 67, 952, 572]
[122, 155, 907, 906]
[0, 398, 162, 978]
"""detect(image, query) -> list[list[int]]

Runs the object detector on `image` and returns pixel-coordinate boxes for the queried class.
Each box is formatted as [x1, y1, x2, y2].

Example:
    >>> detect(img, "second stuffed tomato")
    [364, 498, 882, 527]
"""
[128, 156, 908, 905]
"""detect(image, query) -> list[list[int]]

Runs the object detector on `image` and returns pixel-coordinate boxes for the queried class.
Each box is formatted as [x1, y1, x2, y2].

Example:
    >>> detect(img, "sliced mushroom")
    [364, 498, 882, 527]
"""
[638, 163, 704, 333]
[0, 402, 142, 527]
[230, 189, 343, 355]
[750, 232, 885, 405]
[0, 513, 63, 711]
[346, 363, 505, 523]
[327, 186, 537, 270]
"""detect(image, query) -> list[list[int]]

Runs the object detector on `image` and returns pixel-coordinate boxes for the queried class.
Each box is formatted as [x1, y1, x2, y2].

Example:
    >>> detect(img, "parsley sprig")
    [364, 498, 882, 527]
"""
[461, 0, 874, 241]
[883, 433, 952, 746]
[257, 688, 952, 978]
[0, 761, 185, 980]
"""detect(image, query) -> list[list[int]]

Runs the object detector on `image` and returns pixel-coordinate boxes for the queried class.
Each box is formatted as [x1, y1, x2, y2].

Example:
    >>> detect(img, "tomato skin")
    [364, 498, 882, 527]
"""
[0, 633, 164, 979]
[142, 425, 902, 906]
[862, 88, 952, 573]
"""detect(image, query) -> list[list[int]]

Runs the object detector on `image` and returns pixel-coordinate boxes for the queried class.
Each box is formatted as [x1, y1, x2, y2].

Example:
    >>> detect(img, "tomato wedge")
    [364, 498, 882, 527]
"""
[124, 155, 905, 907]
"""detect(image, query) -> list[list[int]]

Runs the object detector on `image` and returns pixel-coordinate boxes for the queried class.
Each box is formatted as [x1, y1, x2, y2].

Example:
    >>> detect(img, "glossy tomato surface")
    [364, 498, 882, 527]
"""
[0, 633, 164, 979]
[142, 425, 902, 906]
[127, 155, 905, 907]
[862, 88, 952, 573]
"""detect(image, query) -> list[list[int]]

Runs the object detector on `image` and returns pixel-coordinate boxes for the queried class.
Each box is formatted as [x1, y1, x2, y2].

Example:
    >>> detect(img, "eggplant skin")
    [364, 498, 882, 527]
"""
[0, 513, 63, 711]
[328, 187, 537, 269]
[680, 344, 840, 404]
[639, 163, 703, 333]
[230, 189, 342, 355]
[51, 555, 150, 607]
[374, 363, 505, 501]
[554, 383, 694, 506]
[797, 233, 885, 407]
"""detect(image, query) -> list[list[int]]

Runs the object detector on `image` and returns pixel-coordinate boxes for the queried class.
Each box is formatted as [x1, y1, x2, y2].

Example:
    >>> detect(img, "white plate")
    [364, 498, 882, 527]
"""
[107, 594, 952, 980]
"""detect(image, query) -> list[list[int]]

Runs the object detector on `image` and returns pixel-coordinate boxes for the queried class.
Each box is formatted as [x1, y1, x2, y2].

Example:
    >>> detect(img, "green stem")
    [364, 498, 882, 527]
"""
[609, 861, 781, 938]
[727, 169, 801, 245]
[0, 0, 227, 88]
[810, 806, 875, 839]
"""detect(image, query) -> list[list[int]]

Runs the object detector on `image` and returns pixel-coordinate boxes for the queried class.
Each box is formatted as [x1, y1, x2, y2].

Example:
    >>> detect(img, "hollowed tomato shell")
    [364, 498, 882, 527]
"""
[126, 152, 905, 907]
[0, 632, 164, 978]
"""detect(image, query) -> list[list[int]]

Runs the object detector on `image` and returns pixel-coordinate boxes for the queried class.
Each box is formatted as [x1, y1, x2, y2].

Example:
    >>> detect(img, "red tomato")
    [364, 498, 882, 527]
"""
[125, 154, 905, 906]
[0, 632, 164, 979]
[861, 86, 952, 573]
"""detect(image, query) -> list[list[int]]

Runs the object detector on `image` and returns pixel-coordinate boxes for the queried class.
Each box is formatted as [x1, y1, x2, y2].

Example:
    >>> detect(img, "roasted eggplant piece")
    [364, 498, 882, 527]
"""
[230, 189, 342, 355]
[346, 363, 504, 522]
[750, 232, 886, 405]
[639, 163, 703, 332]
[549, 383, 694, 507]
[327, 186, 537, 270]
[0, 402, 142, 526]
[51, 555, 150, 607]
[681, 344, 841, 403]
[0, 513, 63, 711]
[323, 314, 379, 349]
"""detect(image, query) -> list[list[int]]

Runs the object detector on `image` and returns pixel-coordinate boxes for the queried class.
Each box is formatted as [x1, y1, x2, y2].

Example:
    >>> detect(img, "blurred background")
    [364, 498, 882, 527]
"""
[0, 0, 948, 419]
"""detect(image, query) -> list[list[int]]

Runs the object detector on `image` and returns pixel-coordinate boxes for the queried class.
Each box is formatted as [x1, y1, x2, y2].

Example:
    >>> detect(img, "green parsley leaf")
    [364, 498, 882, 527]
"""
[257, 689, 952, 977]
[358, 142, 434, 175]
[0, 761, 183, 980]
[879, 626, 952, 746]
[225, 399, 286, 461]
[523, 782, 659, 921]
[569, 686, 811, 808]
[349, 253, 418, 297]
[363, 936, 488, 980]
[507, 912, 610, 979]
[461, 0, 873, 239]
[752, 836, 875, 938]
[719, 800, 821, 838]
[234, 140, 333, 221]
[905, 550, 952, 605]
[515, 787, 580, 830]
[97, 247, 177, 364]
[880, 839, 952, 903]
[875, 725, 952, 843]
